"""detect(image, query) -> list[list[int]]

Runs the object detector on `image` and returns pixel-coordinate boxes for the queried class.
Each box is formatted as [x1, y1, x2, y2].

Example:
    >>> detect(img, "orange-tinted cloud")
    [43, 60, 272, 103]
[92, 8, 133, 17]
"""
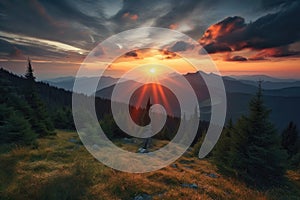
[199, 16, 246, 52]
[122, 12, 138, 21]
[169, 23, 178, 30]
[199, 2, 300, 60]
[159, 49, 178, 59]
[224, 53, 247, 62]
[250, 47, 299, 60]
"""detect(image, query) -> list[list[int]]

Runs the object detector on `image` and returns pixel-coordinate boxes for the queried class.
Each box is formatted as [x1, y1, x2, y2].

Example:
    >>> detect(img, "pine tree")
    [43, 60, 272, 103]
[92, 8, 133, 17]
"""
[222, 82, 287, 188]
[0, 79, 37, 146]
[23, 59, 54, 136]
[0, 106, 36, 145]
[25, 58, 35, 82]
[282, 121, 299, 158]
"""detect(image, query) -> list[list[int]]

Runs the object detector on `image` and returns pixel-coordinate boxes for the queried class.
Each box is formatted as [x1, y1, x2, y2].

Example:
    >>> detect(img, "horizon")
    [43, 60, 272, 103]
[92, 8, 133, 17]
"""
[2, 65, 300, 82]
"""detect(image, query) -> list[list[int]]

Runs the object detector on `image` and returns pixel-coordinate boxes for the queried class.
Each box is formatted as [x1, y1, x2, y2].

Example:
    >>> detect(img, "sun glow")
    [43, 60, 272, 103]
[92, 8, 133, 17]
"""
[149, 68, 156, 74]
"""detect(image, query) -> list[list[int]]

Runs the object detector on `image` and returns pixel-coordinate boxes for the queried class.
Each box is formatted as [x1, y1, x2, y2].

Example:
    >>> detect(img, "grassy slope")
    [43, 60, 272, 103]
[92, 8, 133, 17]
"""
[0, 131, 299, 200]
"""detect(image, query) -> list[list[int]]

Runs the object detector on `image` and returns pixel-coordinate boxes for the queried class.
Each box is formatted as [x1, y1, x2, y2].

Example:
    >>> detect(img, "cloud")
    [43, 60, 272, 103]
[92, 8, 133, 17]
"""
[122, 12, 138, 20]
[9, 47, 26, 60]
[169, 41, 194, 52]
[202, 43, 232, 54]
[169, 23, 179, 30]
[92, 46, 105, 57]
[199, 16, 247, 52]
[260, 0, 298, 10]
[0, 0, 299, 63]
[159, 49, 177, 59]
[0, 0, 109, 51]
[124, 51, 138, 58]
[0, 32, 86, 62]
[0, 31, 87, 53]
[250, 46, 300, 60]
[224, 54, 248, 62]
[199, 1, 300, 57]
[154, 0, 202, 29]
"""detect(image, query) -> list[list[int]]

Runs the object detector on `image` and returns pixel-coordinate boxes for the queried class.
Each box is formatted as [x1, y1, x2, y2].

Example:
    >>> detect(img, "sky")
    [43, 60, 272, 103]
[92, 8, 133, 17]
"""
[0, 0, 299, 79]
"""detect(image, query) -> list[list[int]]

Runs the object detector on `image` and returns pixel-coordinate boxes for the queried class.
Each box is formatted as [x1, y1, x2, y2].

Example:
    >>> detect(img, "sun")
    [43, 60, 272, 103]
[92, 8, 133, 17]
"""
[149, 68, 156, 74]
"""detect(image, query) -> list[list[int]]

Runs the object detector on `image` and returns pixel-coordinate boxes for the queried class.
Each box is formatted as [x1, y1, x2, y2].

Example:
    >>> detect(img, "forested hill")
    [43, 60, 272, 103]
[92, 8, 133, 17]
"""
[1, 68, 206, 143]
[1, 68, 74, 109]
[0, 68, 112, 132]
[1, 68, 114, 109]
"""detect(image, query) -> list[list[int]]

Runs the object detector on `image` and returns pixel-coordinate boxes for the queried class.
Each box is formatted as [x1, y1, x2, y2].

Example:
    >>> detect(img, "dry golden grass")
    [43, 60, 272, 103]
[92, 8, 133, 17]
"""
[0, 130, 299, 200]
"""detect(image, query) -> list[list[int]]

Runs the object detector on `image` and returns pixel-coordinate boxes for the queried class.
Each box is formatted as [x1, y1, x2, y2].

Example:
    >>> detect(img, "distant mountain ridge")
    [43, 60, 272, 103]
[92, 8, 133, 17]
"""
[44, 76, 122, 95]
[46, 73, 300, 94]
[95, 71, 300, 130]
[229, 74, 299, 82]
[42, 72, 300, 130]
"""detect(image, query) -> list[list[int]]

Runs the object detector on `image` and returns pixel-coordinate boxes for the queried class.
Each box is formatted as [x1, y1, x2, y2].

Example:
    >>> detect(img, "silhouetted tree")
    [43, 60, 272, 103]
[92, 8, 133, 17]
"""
[25, 58, 35, 82]
[217, 82, 287, 188]
[24, 59, 54, 136]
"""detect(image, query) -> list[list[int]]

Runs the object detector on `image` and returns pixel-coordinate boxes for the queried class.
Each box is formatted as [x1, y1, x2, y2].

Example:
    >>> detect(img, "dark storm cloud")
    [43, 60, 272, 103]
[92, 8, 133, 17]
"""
[202, 43, 232, 54]
[200, 1, 300, 57]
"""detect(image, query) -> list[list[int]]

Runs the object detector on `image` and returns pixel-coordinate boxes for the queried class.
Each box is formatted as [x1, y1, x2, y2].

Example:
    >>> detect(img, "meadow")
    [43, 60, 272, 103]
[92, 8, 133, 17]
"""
[1, 130, 299, 200]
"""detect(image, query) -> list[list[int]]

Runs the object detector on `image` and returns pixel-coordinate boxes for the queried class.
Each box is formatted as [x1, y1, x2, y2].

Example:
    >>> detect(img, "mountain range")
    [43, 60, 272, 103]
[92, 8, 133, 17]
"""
[44, 72, 300, 130]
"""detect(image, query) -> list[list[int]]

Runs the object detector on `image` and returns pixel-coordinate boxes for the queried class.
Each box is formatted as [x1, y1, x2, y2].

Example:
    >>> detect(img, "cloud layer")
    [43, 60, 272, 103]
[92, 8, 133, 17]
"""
[0, 0, 299, 63]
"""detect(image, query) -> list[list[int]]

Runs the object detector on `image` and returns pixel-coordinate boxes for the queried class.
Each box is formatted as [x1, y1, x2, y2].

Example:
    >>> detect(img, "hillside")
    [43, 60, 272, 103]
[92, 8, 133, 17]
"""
[1, 130, 299, 200]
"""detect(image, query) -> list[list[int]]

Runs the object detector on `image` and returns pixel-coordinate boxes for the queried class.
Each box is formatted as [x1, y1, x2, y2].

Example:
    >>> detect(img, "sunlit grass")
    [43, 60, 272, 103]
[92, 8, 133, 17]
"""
[0, 130, 299, 200]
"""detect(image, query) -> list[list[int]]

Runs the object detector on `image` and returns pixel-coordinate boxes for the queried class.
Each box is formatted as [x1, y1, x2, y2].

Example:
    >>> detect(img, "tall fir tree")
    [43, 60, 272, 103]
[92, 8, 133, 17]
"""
[217, 82, 287, 188]
[24, 59, 54, 136]
[25, 58, 36, 82]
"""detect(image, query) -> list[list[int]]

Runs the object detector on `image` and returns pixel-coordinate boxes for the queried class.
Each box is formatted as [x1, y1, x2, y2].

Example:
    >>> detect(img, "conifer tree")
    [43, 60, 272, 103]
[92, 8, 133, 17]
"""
[0, 77, 37, 145]
[231, 82, 287, 187]
[25, 58, 35, 82]
[24, 59, 54, 136]
[216, 82, 287, 188]
[0, 105, 36, 145]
